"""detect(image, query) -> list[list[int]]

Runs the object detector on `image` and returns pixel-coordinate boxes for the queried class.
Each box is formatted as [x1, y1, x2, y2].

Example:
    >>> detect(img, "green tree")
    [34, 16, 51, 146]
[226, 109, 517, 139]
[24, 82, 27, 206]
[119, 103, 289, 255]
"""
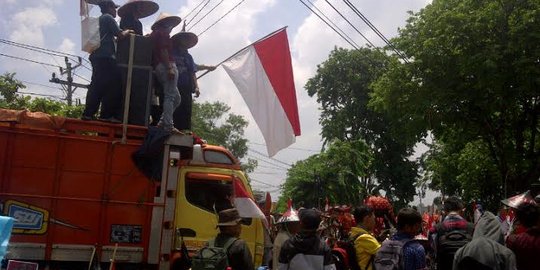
[192, 101, 257, 172]
[277, 139, 372, 211]
[371, 0, 540, 202]
[305, 47, 419, 206]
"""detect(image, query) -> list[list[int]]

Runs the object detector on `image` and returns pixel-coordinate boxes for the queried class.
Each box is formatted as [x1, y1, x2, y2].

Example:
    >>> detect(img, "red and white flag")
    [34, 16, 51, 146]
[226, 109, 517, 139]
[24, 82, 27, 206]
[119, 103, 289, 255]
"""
[222, 28, 301, 157]
[233, 177, 265, 220]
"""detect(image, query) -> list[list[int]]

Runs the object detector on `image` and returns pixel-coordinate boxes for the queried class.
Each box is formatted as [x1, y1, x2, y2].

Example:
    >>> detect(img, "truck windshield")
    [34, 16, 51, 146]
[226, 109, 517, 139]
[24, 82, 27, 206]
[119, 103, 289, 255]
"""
[185, 176, 233, 213]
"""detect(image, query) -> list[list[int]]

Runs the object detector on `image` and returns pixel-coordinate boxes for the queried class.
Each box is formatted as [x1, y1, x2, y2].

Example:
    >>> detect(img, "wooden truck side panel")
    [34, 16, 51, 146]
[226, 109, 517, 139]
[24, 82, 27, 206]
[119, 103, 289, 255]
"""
[0, 120, 160, 265]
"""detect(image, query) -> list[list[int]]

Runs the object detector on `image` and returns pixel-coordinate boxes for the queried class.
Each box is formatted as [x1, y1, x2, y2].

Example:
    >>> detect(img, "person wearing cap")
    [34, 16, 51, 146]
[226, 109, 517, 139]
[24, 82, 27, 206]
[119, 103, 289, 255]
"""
[118, 0, 159, 35]
[171, 29, 216, 131]
[150, 13, 182, 133]
[213, 208, 254, 270]
[82, 0, 133, 122]
[272, 206, 300, 270]
[278, 208, 336, 270]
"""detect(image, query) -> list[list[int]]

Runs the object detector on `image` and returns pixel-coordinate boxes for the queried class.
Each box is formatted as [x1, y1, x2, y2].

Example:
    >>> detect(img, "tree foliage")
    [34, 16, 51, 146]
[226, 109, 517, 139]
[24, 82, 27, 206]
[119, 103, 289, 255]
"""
[277, 139, 372, 211]
[192, 101, 257, 172]
[371, 0, 540, 206]
[305, 48, 418, 207]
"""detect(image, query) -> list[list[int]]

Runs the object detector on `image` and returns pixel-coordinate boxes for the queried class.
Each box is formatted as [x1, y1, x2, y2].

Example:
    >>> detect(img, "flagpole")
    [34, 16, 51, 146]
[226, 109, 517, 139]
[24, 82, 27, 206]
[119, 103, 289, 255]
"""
[197, 26, 288, 79]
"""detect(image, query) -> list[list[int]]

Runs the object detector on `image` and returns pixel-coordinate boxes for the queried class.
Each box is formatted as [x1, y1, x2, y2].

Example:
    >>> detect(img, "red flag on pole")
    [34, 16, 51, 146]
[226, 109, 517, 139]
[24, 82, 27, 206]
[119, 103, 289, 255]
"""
[222, 28, 301, 157]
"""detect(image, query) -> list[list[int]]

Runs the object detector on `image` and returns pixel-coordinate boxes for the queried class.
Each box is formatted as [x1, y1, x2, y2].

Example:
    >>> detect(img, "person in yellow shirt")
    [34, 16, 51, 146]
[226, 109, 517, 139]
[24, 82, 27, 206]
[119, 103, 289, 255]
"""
[350, 206, 381, 270]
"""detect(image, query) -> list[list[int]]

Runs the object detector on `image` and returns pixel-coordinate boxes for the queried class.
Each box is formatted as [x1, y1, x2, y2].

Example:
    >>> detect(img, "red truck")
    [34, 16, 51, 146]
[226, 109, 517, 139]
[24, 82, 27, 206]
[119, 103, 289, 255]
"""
[0, 109, 265, 270]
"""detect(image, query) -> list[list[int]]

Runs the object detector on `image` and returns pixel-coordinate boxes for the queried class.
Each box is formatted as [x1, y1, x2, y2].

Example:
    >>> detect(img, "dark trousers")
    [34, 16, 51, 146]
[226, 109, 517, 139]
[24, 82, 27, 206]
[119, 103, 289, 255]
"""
[173, 85, 192, 130]
[83, 57, 122, 119]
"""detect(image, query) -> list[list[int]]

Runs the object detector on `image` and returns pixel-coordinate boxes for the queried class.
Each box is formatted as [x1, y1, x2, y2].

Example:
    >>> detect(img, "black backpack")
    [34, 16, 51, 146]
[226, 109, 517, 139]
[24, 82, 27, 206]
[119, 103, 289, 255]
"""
[435, 223, 474, 270]
[191, 237, 237, 270]
[334, 233, 373, 270]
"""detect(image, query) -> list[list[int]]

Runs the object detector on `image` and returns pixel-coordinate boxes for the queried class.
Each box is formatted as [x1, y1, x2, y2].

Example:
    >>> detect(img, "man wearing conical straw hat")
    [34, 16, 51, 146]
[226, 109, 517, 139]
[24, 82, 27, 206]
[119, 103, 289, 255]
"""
[149, 12, 182, 133]
[118, 0, 159, 35]
[171, 23, 216, 131]
[82, 0, 133, 122]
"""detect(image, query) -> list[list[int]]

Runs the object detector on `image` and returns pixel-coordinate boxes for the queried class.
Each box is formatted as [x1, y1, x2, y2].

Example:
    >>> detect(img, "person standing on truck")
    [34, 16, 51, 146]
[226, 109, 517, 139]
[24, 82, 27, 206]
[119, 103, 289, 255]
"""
[118, 0, 159, 35]
[171, 27, 216, 132]
[150, 12, 182, 133]
[215, 208, 255, 270]
[82, 0, 133, 122]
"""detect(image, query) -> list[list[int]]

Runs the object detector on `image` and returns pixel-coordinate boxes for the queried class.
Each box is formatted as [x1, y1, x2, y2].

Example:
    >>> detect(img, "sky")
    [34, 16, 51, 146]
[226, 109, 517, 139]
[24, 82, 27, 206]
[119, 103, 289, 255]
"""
[0, 0, 434, 204]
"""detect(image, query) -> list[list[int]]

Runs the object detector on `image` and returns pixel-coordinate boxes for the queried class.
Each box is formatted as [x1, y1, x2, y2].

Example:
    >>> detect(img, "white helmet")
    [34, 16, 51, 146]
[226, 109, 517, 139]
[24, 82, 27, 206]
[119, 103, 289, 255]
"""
[277, 199, 300, 223]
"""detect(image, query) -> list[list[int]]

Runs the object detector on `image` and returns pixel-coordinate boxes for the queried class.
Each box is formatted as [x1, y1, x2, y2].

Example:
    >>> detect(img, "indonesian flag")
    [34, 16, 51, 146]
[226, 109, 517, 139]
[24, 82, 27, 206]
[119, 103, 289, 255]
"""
[222, 28, 301, 157]
[233, 177, 265, 220]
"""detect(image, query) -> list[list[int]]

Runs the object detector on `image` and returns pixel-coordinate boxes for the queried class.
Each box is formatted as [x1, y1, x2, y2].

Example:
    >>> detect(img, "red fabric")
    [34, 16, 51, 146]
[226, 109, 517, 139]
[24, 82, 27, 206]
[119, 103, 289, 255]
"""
[150, 29, 173, 67]
[506, 228, 540, 270]
[253, 29, 300, 136]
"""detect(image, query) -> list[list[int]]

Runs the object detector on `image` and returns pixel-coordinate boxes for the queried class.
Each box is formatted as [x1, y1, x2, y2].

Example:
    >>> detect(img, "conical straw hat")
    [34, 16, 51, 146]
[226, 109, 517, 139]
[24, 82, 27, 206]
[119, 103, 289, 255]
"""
[151, 12, 181, 30]
[118, 0, 159, 19]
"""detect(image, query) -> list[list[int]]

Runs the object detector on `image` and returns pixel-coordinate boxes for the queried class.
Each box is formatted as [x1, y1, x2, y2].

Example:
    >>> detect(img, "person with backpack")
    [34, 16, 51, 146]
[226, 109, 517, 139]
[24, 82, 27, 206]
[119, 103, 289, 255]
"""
[430, 196, 474, 270]
[374, 208, 426, 270]
[273, 202, 301, 270]
[278, 208, 336, 270]
[453, 211, 517, 270]
[349, 206, 380, 270]
[192, 208, 254, 270]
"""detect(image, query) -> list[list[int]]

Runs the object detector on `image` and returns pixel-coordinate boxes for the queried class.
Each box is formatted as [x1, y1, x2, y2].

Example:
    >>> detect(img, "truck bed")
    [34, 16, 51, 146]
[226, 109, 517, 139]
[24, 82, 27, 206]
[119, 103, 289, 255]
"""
[0, 110, 159, 265]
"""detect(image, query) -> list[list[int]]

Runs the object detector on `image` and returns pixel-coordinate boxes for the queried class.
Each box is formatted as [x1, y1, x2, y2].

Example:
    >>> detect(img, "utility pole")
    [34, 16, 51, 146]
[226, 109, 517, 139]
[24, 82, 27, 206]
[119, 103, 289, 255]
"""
[49, 56, 88, 106]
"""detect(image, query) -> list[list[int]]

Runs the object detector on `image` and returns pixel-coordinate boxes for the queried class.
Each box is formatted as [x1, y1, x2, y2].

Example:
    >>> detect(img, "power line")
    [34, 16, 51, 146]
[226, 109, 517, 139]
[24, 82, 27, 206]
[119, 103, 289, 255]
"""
[198, 0, 246, 37]
[248, 142, 320, 153]
[183, 0, 208, 23]
[247, 154, 290, 170]
[0, 53, 60, 68]
[307, 0, 362, 49]
[0, 38, 82, 62]
[342, 0, 409, 63]
[188, 0, 226, 31]
[20, 80, 63, 90]
[18, 91, 63, 99]
[256, 164, 288, 171]
[248, 148, 292, 167]
[298, 0, 359, 49]
[323, 0, 375, 48]
[73, 72, 91, 83]
[250, 178, 280, 188]
[186, 0, 212, 26]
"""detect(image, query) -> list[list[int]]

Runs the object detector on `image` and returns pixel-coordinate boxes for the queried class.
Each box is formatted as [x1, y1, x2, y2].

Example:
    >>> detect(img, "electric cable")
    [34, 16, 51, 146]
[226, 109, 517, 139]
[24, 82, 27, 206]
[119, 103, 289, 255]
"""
[342, 0, 409, 62]
[182, 0, 208, 23]
[323, 0, 375, 48]
[0, 53, 60, 68]
[188, 0, 226, 31]
[307, 0, 362, 48]
[186, 0, 212, 26]
[298, 0, 358, 49]
[198, 0, 246, 37]
[248, 148, 292, 167]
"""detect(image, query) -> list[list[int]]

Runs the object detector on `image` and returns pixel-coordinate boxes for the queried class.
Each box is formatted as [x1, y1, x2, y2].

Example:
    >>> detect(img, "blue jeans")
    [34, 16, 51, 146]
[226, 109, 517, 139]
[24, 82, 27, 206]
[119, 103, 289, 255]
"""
[155, 63, 180, 130]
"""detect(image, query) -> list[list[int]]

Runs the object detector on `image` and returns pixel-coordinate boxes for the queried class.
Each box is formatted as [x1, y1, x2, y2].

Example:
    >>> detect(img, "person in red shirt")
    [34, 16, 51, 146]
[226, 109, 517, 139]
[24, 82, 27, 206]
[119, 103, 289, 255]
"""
[506, 202, 540, 270]
[149, 13, 181, 133]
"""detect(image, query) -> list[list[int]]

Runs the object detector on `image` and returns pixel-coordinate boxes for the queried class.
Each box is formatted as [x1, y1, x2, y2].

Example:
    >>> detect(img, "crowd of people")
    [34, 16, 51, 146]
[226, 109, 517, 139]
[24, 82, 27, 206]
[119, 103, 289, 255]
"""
[82, 0, 215, 132]
[206, 191, 539, 270]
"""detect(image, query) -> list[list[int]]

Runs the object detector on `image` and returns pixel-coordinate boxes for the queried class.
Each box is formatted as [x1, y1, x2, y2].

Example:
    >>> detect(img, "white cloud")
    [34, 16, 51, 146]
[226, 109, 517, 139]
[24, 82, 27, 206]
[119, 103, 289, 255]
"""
[57, 38, 76, 55]
[9, 7, 58, 46]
